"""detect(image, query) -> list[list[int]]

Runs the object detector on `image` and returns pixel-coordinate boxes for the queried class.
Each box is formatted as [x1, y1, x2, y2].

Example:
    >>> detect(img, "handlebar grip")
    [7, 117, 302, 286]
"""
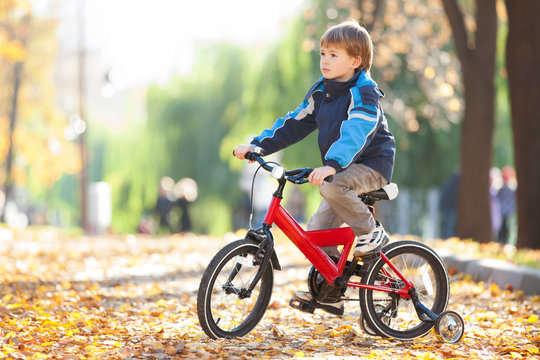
[293, 173, 333, 184]
[308, 169, 333, 183]
[245, 152, 257, 161]
[232, 150, 257, 162]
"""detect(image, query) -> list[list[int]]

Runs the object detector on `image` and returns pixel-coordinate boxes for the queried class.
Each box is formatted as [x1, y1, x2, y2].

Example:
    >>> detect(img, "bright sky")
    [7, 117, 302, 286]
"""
[82, 0, 306, 84]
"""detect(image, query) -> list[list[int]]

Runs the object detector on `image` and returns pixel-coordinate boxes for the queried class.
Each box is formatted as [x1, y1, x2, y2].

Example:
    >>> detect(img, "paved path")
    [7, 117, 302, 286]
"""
[436, 248, 540, 295]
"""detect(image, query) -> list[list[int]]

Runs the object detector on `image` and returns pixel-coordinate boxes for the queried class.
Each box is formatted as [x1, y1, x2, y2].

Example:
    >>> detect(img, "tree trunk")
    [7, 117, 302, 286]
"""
[2, 15, 30, 222]
[1, 60, 24, 222]
[356, 0, 386, 33]
[505, 1, 540, 250]
[442, 0, 497, 243]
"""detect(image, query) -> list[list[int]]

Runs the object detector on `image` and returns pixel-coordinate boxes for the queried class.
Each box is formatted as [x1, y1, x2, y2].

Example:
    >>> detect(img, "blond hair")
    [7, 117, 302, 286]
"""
[320, 20, 373, 72]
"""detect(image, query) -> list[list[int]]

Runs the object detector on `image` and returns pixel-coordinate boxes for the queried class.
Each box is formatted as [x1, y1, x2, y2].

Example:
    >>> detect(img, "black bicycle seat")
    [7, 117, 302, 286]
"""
[362, 183, 399, 201]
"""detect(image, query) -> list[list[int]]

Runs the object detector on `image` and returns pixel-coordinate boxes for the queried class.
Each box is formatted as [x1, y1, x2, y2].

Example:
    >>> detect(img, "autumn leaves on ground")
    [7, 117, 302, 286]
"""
[0, 229, 539, 360]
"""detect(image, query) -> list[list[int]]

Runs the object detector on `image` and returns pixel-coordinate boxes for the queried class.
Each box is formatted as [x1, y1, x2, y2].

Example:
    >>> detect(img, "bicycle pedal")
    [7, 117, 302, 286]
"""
[289, 298, 315, 314]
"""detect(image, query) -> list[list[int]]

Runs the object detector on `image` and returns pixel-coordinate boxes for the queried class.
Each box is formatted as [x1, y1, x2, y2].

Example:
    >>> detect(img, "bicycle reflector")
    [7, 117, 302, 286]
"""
[271, 166, 285, 180]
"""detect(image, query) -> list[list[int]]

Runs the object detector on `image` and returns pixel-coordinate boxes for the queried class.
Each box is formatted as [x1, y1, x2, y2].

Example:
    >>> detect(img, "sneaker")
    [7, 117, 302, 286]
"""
[292, 291, 344, 316]
[353, 221, 389, 257]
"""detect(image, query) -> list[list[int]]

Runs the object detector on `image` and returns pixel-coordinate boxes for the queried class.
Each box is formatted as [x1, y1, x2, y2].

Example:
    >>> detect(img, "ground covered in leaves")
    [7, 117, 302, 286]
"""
[0, 228, 539, 359]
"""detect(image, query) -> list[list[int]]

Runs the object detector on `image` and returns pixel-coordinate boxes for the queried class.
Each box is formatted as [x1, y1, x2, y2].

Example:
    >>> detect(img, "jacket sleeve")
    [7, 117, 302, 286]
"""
[250, 82, 321, 155]
[324, 85, 381, 172]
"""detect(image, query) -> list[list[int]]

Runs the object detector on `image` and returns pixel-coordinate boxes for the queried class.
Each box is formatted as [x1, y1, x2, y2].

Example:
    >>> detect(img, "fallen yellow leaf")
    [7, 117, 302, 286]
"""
[84, 345, 100, 352]
[523, 344, 539, 355]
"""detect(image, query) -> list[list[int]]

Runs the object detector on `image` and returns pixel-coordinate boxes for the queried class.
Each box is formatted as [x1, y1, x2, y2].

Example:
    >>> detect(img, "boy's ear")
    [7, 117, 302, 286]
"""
[352, 56, 362, 69]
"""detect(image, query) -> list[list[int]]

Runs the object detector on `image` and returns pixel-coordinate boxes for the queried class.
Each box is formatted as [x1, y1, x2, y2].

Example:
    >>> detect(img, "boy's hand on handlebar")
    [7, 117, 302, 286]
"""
[233, 144, 253, 162]
[309, 166, 336, 186]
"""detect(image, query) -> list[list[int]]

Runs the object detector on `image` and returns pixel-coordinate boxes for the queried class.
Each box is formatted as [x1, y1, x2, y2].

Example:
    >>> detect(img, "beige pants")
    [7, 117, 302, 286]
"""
[307, 164, 387, 257]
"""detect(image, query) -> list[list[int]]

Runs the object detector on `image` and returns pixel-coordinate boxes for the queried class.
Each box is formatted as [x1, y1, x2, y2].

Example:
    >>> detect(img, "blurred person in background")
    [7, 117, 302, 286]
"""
[172, 178, 198, 233]
[496, 166, 517, 245]
[489, 167, 502, 242]
[439, 170, 459, 239]
[155, 176, 175, 233]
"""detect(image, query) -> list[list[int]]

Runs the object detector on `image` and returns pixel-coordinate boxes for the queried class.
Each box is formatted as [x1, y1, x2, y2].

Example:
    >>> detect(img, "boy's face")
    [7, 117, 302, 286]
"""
[320, 44, 361, 82]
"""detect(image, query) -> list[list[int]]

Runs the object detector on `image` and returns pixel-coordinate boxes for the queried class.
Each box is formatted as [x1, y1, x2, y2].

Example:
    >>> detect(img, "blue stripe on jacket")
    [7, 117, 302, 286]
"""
[324, 86, 379, 169]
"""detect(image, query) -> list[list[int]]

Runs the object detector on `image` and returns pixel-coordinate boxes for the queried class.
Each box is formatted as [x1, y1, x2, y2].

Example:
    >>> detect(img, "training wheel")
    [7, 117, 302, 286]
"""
[435, 310, 464, 343]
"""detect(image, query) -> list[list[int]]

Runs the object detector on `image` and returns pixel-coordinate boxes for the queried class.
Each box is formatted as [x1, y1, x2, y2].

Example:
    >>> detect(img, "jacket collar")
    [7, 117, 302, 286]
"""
[323, 71, 361, 97]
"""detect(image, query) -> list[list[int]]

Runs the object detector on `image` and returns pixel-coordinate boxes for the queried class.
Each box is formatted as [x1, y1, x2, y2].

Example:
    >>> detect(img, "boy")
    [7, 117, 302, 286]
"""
[234, 20, 395, 315]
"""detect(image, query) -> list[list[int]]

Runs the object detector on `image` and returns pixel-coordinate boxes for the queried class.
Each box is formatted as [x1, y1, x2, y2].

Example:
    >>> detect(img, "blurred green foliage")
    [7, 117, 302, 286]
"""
[89, 0, 512, 234]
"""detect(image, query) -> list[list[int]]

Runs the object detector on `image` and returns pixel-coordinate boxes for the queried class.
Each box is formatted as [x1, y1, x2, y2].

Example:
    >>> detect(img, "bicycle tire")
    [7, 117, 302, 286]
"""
[197, 239, 274, 339]
[359, 240, 449, 340]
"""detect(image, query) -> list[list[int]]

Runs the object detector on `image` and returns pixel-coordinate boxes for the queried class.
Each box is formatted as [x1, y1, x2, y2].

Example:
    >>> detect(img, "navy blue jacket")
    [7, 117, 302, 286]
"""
[251, 71, 395, 183]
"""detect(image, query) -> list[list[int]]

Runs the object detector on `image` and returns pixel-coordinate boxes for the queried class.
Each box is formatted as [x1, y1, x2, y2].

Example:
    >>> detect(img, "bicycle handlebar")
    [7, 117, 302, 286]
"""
[237, 151, 332, 184]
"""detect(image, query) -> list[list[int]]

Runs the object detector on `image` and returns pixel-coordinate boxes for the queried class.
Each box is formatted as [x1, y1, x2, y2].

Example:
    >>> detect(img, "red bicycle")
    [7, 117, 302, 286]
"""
[197, 153, 464, 343]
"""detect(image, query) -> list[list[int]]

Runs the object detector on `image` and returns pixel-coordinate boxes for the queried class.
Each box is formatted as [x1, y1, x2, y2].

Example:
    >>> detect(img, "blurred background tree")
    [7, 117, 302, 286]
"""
[1, 1, 81, 226]
[441, 0, 498, 244]
[504, 1, 540, 250]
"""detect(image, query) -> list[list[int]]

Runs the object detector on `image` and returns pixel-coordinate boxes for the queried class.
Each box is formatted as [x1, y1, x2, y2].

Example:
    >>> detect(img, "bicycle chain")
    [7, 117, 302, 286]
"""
[341, 297, 393, 302]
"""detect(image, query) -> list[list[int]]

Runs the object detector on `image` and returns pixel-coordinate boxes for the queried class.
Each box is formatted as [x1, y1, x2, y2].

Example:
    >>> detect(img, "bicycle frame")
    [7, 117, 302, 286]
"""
[264, 194, 413, 299]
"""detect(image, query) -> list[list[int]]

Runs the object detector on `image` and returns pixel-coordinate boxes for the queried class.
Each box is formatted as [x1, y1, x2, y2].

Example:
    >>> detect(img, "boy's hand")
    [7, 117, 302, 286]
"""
[233, 144, 256, 162]
[309, 166, 336, 186]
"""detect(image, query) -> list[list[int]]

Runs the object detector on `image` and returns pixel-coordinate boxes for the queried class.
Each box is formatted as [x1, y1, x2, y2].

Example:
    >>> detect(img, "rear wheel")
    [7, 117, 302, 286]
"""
[359, 241, 449, 340]
[360, 303, 389, 336]
[197, 239, 273, 339]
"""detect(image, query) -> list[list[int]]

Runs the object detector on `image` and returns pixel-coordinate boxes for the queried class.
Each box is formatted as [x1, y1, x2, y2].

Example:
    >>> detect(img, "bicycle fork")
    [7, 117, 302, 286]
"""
[224, 227, 276, 299]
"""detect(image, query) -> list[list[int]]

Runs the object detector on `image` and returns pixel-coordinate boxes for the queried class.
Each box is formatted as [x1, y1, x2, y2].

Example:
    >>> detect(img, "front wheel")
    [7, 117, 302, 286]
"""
[197, 239, 274, 339]
[359, 240, 449, 340]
